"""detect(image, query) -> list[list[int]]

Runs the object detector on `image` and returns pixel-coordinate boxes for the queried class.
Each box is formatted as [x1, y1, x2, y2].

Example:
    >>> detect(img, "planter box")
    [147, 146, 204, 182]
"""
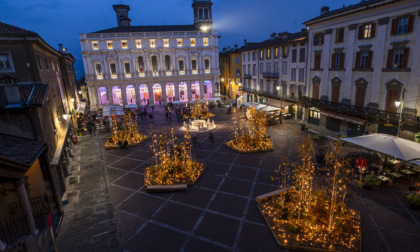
[104, 136, 149, 149]
[223, 141, 274, 154]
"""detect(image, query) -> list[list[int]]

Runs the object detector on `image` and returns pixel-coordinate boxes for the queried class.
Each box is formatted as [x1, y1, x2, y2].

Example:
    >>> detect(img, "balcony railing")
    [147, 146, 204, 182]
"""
[243, 74, 252, 79]
[263, 72, 279, 79]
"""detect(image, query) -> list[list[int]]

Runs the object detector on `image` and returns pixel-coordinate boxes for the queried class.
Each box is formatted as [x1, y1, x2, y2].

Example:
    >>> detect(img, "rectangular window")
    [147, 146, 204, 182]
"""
[95, 63, 102, 75]
[266, 48, 271, 59]
[248, 52, 250, 61]
[359, 23, 376, 39]
[150, 39, 156, 48]
[92, 41, 99, 50]
[163, 39, 169, 48]
[243, 65, 246, 74]
[37, 55, 42, 69]
[298, 68, 304, 82]
[392, 16, 414, 35]
[282, 84, 287, 95]
[191, 59, 197, 70]
[259, 63, 263, 73]
[291, 68, 296, 81]
[299, 48, 305, 62]
[179, 60, 184, 71]
[107, 41, 113, 49]
[45, 58, 49, 70]
[336, 28, 344, 43]
[274, 62, 278, 73]
[252, 64, 256, 75]
[248, 64, 251, 74]
[360, 51, 369, 69]
[203, 37, 209, 46]
[110, 63, 117, 75]
[314, 33, 324, 45]
[177, 39, 183, 47]
[135, 40, 142, 48]
[266, 62, 271, 72]
[52, 62, 55, 71]
[124, 62, 130, 74]
[282, 62, 287, 74]
[334, 53, 342, 69]
[204, 59, 210, 70]
[292, 49, 297, 62]
[392, 49, 404, 69]
[364, 24, 372, 38]
[396, 17, 408, 34]
[314, 52, 321, 70]
[236, 69, 240, 76]
[274, 47, 279, 58]
[253, 52, 256, 61]
[283, 46, 288, 58]
[236, 57, 240, 64]
[243, 53, 246, 61]
[121, 40, 128, 49]
[190, 38, 196, 47]
[260, 50, 263, 60]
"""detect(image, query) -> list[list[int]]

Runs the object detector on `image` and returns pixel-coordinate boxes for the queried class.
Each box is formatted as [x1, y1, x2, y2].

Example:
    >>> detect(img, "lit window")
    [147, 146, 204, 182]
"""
[177, 39, 183, 47]
[121, 40, 128, 49]
[203, 37, 209, 46]
[150, 39, 156, 48]
[392, 49, 404, 69]
[266, 48, 271, 59]
[92, 41, 99, 50]
[363, 24, 372, 38]
[0, 53, 13, 71]
[52, 62, 55, 71]
[190, 38, 196, 47]
[275, 47, 279, 58]
[135, 40, 142, 48]
[260, 50, 263, 60]
[107, 41, 113, 50]
[163, 39, 169, 48]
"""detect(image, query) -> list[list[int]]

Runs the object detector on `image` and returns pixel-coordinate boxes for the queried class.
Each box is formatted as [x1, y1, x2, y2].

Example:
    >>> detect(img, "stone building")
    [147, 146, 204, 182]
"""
[303, 0, 420, 138]
[0, 22, 77, 250]
[240, 30, 308, 118]
[79, 0, 220, 111]
[219, 45, 243, 104]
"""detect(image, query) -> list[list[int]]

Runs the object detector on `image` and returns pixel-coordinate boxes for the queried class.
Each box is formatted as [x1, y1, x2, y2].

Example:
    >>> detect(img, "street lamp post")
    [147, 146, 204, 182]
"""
[395, 88, 406, 137]
[276, 84, 283, 115]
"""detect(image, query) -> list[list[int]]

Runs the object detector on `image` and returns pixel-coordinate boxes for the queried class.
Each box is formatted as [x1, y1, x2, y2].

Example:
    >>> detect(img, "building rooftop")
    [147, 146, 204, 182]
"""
[92, 25, 198, 34]
[0, 83, 48, 109]
[304, 0, 391, 25]
[0, 134, 46, 166]
[0, 21, 38, 37]
[237, 30, 308, 52]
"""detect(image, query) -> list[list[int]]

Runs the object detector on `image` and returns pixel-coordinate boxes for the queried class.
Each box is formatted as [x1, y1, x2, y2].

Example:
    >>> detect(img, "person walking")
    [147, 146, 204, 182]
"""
[165, 111, 169, 122]
[86, 120, 93, 136]
[91, 120, 96, 136]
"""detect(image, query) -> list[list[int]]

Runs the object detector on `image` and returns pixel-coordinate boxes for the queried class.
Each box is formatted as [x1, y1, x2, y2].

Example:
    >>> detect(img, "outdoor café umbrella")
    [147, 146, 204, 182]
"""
[125, 104, 138, 109]
[243, 102, 258, 107]
[260, 106, 280, 112]
[342, 133, 420, 161]
[103, 105, 125, 116]
[254, 104, 268, 110]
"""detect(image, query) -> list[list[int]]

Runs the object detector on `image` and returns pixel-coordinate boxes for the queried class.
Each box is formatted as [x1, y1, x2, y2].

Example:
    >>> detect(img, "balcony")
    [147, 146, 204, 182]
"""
[205, 69, 211, 74]
[192, 70, 198, 75]
[243, 74, 252, 79]
[111, 74, 117, 79]
[263, 72, 279, 79]
[179, 70, 185, 75]
[96, 74, 103, 80]
[125, 73, 132, 78]
[165, 71, 172, 76]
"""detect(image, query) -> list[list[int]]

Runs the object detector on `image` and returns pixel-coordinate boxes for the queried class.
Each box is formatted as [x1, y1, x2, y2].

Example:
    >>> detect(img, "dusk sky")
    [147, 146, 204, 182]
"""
[0, 0, 362, 79]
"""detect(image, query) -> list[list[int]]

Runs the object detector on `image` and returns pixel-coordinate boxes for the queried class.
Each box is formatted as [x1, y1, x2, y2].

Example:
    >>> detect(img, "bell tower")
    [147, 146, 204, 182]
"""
[192, 0, 213, 30]
[113, 4, 131, 27]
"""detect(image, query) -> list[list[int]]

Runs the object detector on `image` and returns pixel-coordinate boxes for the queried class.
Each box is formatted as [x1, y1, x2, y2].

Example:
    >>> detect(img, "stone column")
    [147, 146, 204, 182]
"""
[148, 83, 154, 104]
[199, 80, 205, 99]
[187, 81, 192, 101]
[175, 82, 180, 101]
[321, 29, 332, 100]
[162, 83, 167, 105]
[121, 85, 127, 107]
[15, 179, 36, 234]
[135, 84, 141, 105]
[108, 85, 114, 105]
[88, 85, 98, 111]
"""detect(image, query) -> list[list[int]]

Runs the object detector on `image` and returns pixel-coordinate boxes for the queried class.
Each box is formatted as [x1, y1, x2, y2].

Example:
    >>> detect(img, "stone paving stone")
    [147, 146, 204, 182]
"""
[219, 177, 252, 197]
[257, 169, 278, 185]
[171, 187, 214, 209]
[184, 237, 231, 252]
[237, 222, 279, 251]
[132, 161, 152, 173]
[110, 158, 144, 171]
[260, 157, 281, 171]
[107, 168, 127, 183]
[209, 152, 237, 164]
[252, 182, 277, 198]
[118, 193, 165, 219]
[382, 230, 420, 252]
[126, 223, 188, 251]
[370, 206, 420, 233]
[153, 202, 202, 232]
[192, 149, 213, 160]
[105, 154, 120, 165]
[124, 150, 150, 160]
[234, 155, 262, 168]
[112, 173, 144, 190]
[208, 193, 248, 218]
[195, 212, 240, 246]
[115, 210, 146, 246]
[196, 173, 222, 189]
[216, 144, 237, 154]
[205, 161, 230, 175]
[361, 225, 389, 252]
[245, 203, 266, 224]
[109, 185, 134, 206]
[227, 166, 257, 181]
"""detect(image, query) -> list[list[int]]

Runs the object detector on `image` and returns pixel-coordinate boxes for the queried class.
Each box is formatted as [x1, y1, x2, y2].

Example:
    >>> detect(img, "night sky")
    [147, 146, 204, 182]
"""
[0, 0, 362, 79]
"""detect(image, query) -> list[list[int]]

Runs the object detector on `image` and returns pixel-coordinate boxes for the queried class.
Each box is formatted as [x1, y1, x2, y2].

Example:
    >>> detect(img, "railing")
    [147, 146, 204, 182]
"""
[243, 74, 252, 79]
[262, 72, 279, 79]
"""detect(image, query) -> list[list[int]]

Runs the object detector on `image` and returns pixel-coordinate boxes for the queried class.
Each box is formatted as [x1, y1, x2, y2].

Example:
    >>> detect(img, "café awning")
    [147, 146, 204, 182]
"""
[263, 99, 294, 109]
[320, 111, 367, 125]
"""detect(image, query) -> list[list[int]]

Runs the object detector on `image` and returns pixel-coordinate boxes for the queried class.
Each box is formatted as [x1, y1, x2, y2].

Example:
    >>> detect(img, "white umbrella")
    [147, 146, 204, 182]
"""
[244, 102, 258, 107]
[260, 106, 280, 112]
[255, 104, 268, 110]
[342, 133, 420, 161]
[103, 105, 125, 116]
[125, 104, 138, 109]
[171, 101, 184, 104]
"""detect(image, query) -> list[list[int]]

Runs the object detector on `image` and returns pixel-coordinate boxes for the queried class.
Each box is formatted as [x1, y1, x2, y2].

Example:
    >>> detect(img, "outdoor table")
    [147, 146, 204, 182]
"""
[411, 166, 420, 173]
[388, 172, 403, 183]
[400, 169, 415, 176]
[377, 175, 390, 187]
[387, 159, 402, 165]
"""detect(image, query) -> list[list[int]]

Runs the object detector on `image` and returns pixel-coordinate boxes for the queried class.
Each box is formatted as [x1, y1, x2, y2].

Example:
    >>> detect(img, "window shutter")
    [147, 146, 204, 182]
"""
[391, 19, 397, 35]
[358, 25, 364, 39]
[407, 15, 415, 33]
[320, 33, 324, 45]
[386, 49, 394, 69]
[340, 53, 345, 69]
[355, 52, 361, 69]
[367, 51, 373, 69]
[401, 47, 410, 69]
[313, 35, 316, 45]
[331, 53, 336, 69]
[371, 23, 376, 38]
[339, 29, 344, 42]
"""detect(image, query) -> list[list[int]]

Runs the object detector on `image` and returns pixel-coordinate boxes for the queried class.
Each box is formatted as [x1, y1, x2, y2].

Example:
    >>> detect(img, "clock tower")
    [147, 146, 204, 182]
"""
[192, 0, 213, 30]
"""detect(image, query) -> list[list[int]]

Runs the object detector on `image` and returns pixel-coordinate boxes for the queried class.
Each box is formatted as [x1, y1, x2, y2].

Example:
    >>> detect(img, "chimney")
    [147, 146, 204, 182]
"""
[58, 43, 63, 52]
[282, 32, 289, 40]
[223, 47, 227, 52]
[4, 83, 21, 107]
[234, 44, 238, 50]
[321, 6, 330, 15]
[270, 33, 276, 40]
[244, 39, 247, 45]
[228, 46, 231, 50]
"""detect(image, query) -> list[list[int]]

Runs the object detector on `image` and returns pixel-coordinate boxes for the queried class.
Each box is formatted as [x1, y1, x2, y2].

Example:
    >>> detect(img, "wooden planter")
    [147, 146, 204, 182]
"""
[104, 136, 149, 149]
[223, 140, 274, 154]
[256, 188, 361, 252]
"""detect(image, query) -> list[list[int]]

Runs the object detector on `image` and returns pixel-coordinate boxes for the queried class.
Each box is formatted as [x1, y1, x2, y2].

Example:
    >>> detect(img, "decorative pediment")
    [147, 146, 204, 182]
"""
[331, 77, 342, 85]
[105, 54, 117, 61]
[355, 78, 368, 86]
[312, 76, 321, 83]
[385, 79, 403, 87]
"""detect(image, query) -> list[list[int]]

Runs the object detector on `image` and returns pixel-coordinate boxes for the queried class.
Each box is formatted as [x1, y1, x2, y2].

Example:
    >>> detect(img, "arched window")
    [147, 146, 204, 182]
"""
[199, 8, 203, 19]
[165, 55, 171, 71]
[97, 87, 109, 105]
[151, 56, 158, 73]
[137, 56, 144, 72]
[204, 8, 209, 19]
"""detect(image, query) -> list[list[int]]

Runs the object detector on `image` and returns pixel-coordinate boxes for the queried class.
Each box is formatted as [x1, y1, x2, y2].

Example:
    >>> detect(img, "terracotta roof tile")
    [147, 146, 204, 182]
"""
[0, 134, 46, 165]
[0, 83, 48, 109]
[0, 21, 38, 37]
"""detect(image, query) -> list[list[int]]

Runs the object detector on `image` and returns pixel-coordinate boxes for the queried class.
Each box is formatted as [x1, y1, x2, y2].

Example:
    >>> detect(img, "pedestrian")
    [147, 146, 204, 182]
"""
[169, 112, 172, 121]
[159, 101, 162, 107]
[209, 131, 214, 144]
[152, 106, 154, 112]
[192, 135, 198, 148]
[86, 120, 93, 136]
[165, 111, 169, 121]
[91, 120, 96, 136]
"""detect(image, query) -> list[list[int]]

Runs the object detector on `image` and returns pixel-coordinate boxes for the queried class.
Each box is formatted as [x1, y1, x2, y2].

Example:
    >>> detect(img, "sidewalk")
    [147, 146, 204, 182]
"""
[55, 135, 120, 252]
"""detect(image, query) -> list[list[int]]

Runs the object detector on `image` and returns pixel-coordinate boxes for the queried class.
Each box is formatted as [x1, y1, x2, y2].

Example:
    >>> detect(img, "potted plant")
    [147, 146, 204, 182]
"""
[407, 192, 420, 211]
[77, 128, 84, 136]
[363, 175, 381, 190]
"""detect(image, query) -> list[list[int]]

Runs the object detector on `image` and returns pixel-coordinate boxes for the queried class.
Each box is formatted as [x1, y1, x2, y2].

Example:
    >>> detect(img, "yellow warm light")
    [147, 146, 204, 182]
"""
[200, 26, 209, 32]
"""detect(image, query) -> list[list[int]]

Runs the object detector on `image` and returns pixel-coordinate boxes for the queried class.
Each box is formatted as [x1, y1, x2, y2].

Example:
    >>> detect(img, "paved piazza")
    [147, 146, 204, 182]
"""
[64, 107, 420, 251]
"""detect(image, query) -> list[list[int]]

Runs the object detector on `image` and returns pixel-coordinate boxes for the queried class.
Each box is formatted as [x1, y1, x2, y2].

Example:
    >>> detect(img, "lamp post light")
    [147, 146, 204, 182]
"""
[395, 88, 406, 137]
[276, 85, 283, 115]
